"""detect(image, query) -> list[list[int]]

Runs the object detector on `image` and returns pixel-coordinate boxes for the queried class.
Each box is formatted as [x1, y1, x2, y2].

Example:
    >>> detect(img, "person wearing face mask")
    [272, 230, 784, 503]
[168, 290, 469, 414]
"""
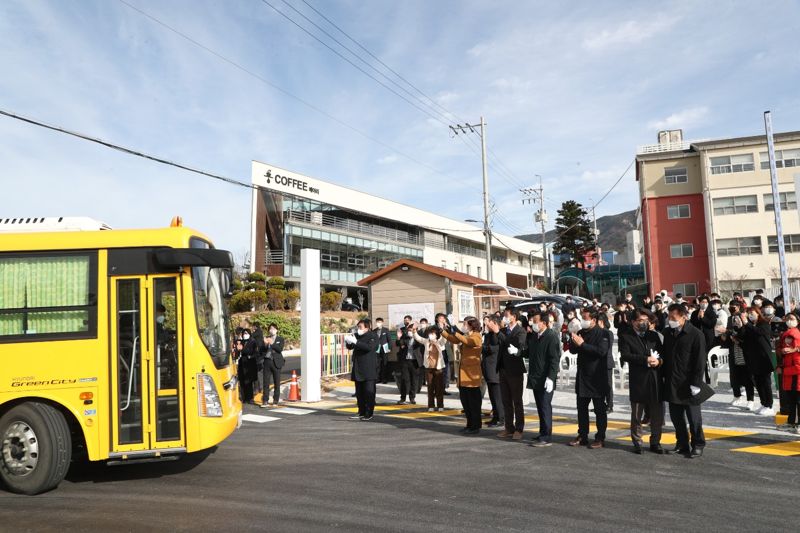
[415, 318, 430, 395]
[490, 311, 527, 440]
[720, 302, 755, 409]
[259, 323, 285, 407]
[596, 313, 616, 413]
[651, 299, 668, 331]
[562, 296, 577, 317]
[711, 299, 728, 338]
[435, 313, 454, 396]
[662, 304, 710, 458]
[481, 316, 504, 427]
[736, 306, 776, 416]
[395, 315, 421, 405]
[568, 309, 610, 449]
[373, 318, 391, 384]
[548, 303, 564, 332]
[619, 309, 666, 454]
[690, 295, 718, 385]
[345, 319, 379, 420]
[761, 303, 781, 337]
[526, 313, 561, 447]
[774, 295, 787, 319]
[675, 293, 685, 305]
[443, 317, 484, 434]
[777, 315, 800, 433]
[614, 300, 634, 336]
[414, 324, 448, 412]
[240, 327, 265, 405]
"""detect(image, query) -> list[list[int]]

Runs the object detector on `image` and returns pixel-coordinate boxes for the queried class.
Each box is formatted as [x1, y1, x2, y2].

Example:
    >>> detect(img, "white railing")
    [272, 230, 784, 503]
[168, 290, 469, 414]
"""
[637, 141, 691, 155]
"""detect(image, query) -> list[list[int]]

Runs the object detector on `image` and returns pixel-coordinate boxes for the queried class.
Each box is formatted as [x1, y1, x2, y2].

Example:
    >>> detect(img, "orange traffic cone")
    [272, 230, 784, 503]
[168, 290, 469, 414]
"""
[288, 370, 300, 402]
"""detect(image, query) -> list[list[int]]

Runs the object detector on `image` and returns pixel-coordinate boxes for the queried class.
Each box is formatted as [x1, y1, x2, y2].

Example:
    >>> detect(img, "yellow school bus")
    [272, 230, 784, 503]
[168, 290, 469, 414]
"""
[0, 218, 241, 494]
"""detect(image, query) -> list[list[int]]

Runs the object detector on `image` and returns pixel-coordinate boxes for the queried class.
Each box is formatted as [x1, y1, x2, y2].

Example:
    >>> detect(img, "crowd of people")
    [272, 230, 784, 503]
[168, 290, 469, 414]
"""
[342, 289, 800, 457]
[232, 323, 286, 408]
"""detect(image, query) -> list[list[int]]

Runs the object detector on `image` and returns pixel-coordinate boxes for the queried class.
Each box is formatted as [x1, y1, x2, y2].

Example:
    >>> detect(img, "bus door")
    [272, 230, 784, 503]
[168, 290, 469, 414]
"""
[110, 275, 185, 454]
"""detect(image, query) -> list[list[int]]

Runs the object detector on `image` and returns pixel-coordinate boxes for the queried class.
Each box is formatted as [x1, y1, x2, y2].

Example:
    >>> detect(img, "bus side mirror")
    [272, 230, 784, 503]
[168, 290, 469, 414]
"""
[221, 269, 233, 298]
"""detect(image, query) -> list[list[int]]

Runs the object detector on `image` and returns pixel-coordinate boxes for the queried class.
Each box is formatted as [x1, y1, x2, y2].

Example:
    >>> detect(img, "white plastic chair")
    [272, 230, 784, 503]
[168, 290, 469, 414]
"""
[558, 352, 577, 388]
[707, 346, 730, 387]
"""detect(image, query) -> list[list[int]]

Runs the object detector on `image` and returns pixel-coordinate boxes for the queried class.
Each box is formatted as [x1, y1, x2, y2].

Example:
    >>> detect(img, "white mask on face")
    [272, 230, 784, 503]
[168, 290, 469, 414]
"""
[748, 314, 758, 322]
[243, 334, 250, 340]
[376, 322, 383, 328]
[269, 328, 277, 336]
[156, 315, 166, 325]
[712, 304, 721, 311]
[700, 303, 708, 310]
[763, 308, 775, 317]
[580, 319, 593, 330]
[357, 328, 367, 336]
[428, 334, 437, 341]
[668, 320, 681, 329]
[787, 319, 798, 329]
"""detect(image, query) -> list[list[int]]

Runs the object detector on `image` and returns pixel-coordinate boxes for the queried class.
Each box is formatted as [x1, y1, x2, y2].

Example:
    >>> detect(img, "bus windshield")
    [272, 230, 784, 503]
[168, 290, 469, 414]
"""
[190, 240, 231, 369]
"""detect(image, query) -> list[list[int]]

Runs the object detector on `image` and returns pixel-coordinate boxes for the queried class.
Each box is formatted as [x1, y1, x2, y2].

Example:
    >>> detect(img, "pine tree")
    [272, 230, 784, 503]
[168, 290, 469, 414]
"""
[553, 200, 596, 294]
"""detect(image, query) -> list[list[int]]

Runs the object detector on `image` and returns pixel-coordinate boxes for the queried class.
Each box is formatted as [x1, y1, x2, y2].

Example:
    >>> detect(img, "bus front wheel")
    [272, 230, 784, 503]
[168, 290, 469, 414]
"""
[0, 402, 72, 495]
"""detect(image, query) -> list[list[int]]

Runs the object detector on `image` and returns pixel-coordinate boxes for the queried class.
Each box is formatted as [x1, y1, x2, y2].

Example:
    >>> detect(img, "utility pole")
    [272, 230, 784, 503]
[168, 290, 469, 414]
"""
[764, 111, 791, 304]
[521, 176, 548, 289]
[450, 117, 492, 282]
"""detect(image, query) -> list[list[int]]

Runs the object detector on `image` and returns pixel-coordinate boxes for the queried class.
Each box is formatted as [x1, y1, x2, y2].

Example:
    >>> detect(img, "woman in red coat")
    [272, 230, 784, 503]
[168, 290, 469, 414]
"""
[778, 314, 800, 433]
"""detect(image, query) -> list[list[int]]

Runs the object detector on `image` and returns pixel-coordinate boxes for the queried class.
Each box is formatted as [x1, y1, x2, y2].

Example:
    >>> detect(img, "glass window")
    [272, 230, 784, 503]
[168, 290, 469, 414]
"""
[764, 192, 797, 211]
[767, 234, 800, 253]
[716, 236, 762, 256]
[664, 168, 688, 184]
[711, 154, 754, 174]
[667, 204, 691, 219]
[0, 252, 98, 340]
[670, 243, 694, 258]
[672, 283, 697, 297]
[712, 195, 758, 215]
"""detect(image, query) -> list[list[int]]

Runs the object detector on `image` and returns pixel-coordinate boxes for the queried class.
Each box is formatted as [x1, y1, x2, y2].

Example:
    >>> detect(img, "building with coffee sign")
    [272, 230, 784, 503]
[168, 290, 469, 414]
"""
[249, 160, 545, 305]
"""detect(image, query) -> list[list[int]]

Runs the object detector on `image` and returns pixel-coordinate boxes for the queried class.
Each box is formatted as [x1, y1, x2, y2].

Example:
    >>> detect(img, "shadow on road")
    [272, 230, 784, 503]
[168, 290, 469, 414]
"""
[64, 447, 217, 485]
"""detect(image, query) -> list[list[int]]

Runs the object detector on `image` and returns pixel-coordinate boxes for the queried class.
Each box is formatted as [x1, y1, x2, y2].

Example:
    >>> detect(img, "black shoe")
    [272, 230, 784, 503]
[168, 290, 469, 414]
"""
[351, 393, 357, 397]
[486, 419, 500, 427]
[409, 399, 417, 405]
[458, 427, 469, 433]
[530, 438, 553, 448]
[690, 447, 703, 458]
[464, 429, 480, 435]
[641, 416, 651, 426]
[444, 391, 452, 396]
[362, 416, 374, 421]
[673, 445, 690, 455]
[650, 445, 667, 455]
[348, 415, 363, 420]
[397, 400, 407, 405]
[632, 445, 643, 455]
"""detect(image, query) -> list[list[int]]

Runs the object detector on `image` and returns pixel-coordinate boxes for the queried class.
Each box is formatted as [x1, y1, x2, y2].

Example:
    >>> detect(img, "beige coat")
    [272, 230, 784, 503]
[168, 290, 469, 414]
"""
[442, 330, 482, 387]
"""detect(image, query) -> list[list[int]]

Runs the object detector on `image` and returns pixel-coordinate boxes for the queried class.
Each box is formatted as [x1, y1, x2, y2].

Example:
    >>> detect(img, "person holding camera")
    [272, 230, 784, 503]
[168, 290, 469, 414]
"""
[259, 323, 285, 408]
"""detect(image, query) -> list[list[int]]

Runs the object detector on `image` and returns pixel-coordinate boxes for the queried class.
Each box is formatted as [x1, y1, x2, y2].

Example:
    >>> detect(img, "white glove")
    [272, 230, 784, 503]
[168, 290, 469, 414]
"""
[649, 349, 660, 360]
[344, 334, 356, 344]
[690, 385, 701, 396]
[544, 378, 554, 393]
[447, 313, 455, 324]
[507, 344, 519, 355]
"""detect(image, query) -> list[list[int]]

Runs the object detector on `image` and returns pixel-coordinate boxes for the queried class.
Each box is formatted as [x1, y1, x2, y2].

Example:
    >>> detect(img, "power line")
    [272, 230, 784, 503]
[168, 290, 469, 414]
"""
[259, 0, 452, 128]
[298, 0, 464, 124]
[0, 108, 493, 237]
[116, 0, 450, 179]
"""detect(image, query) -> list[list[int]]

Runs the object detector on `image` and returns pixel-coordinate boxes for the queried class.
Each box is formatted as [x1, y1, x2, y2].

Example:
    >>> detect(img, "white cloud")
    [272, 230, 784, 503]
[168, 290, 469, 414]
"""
[583, 15, 679, 51]
[377, 154, 397, 164]
[648, 106, 710, 130]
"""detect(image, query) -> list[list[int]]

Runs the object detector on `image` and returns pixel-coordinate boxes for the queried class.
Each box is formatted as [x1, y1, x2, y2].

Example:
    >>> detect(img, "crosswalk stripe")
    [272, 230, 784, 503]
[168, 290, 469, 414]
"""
[730, 440, 800, 456]
[242, 414, 282, 423]
[273, 407, 316, 415]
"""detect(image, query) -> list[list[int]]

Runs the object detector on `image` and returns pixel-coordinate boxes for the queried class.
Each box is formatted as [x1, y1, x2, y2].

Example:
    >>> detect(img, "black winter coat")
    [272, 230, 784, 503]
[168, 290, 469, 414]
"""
[348, 331, 379, 382]
[526, 328, 561, 390]
[374, 327, 391, 354]
[496, 324, 527, 376]
[602, 328, 615, 370]
[738, 321, 775, 375]
[690, 307, 718, 353]
[662, 322, 706, 405]
[481, 331, 501, 383]
[569, 326, 610, 397]
[396, 326, 424, 367]
[619, 330, 664, 404]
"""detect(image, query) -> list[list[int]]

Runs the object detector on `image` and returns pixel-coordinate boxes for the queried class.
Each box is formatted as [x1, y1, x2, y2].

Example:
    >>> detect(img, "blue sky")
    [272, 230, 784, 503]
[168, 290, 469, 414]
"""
[2, 0, 799, 258]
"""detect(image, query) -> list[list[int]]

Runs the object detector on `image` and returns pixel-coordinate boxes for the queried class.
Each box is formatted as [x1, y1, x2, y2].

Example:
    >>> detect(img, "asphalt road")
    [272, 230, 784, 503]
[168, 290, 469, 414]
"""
[2, 388, 799, 532]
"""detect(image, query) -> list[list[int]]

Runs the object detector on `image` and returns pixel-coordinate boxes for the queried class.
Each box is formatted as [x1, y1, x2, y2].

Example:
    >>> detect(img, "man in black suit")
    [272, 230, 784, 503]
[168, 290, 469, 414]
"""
[259, 323, 285, 407]
[663, 303, 707, 458]
[481, 316, 504, 427]
[690, 294, 717, 384]
[373, 317, 391, 384]
[396, 315, 421, 405]
[345, 319, 379, 420]
[568, 309, 610, 449]
[490, 310, 527, 440]
[619, 309, 666, 454]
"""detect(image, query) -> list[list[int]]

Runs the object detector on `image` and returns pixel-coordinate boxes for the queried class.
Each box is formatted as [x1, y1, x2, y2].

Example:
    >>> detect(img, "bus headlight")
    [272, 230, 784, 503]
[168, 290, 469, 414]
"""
[197, 373, 223, 417]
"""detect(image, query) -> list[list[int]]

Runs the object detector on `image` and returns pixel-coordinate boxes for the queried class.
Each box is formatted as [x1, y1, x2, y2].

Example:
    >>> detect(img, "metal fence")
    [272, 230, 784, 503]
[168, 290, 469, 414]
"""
[321, 333, 352, 377]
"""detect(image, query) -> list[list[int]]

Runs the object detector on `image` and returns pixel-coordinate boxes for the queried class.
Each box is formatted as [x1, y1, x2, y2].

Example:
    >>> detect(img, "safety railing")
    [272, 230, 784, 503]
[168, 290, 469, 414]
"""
[321, 333, 352, 377]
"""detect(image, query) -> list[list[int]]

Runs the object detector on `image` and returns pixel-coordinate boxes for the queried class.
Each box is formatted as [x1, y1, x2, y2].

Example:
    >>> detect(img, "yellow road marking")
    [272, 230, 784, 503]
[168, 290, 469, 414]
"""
[615, 428, 753, 445]
[387, 409, 463, 419]
[731, 440, 800, 456]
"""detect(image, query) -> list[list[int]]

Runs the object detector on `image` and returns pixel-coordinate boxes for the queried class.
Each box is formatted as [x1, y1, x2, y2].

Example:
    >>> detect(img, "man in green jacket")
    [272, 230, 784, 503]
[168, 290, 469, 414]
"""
[526, 312, 561, 447]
